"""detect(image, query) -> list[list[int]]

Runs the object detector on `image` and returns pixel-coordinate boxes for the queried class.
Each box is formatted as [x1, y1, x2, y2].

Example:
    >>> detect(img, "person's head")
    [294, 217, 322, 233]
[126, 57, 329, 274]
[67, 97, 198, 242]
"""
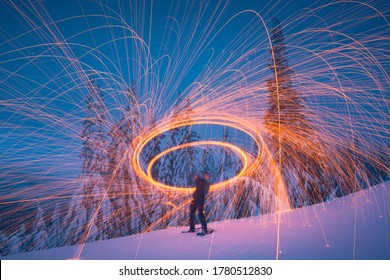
[202, 172, 210, 181]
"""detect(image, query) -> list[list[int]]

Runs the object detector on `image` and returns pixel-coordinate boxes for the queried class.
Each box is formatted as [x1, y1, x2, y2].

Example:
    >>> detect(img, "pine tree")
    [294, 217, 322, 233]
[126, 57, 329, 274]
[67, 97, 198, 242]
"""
[159, 94, 184, 186]
[106, 83, 156, 236]
[31, 204, 49, 251]
[64, 80, 113, 244]
[7, 222, 29, 255]
[177, 98, 200, 226]
[264, 18, 310, 160]
[106, 113, 130, 237]
[140, 111, 173, 229]
[219, 127, 242, 180]
[162, 95, 200, 187]
[263, 18, 333, 205]
[8, 232, 22, 255]
[48, 203, 63, 248]
[154, 94, 200, 227]
[201, 146, 216, 182]
[0, 231, 10, 255]
[142, 111, 164, 182]
[17, 223, 30, 253]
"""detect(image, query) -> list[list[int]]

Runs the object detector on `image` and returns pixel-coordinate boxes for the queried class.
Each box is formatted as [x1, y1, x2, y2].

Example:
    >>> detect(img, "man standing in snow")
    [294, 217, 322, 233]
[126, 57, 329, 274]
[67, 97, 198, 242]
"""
[188, 172, 210, 236]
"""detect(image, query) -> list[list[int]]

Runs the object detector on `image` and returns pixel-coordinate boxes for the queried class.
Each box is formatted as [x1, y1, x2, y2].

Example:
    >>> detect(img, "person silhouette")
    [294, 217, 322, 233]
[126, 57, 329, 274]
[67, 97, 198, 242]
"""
[188, 172, 210, 235]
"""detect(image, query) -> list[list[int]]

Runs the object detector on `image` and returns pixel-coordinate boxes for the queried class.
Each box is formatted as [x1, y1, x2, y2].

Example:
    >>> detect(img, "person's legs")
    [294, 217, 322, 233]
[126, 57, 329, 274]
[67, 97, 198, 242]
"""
[189, 203, 196, 231]
[198, 206, 207, 232]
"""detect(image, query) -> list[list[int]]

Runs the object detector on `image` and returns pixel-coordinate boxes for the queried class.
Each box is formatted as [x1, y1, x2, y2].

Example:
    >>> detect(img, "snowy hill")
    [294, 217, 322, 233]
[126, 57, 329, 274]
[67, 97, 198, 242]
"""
[4, 181, 389, 260]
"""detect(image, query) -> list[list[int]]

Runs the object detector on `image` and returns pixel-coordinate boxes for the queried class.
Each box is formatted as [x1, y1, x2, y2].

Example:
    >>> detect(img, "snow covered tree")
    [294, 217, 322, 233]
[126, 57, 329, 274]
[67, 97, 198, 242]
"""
[363, 146, 390, 186]
[106, 113, 135, 236]
[48, 203, 63, 248]
[17, 223, 30, 253]
[7, 235, 21, 255]
[152, 94, 200, 227]
[200, 146, 217, 183]
[0, 221, 28, 256]
[142, 111, 164, 182]
[6, 222, 30, 255]
[263, 18, 333, 205]
[106, 83, 157, 237]
[63, 80, 113, 244]
[264, 18, 312, 164]
[139, 111, 175, 229]
[160, 94, 200, 187]
[0, 231, 10, 255]
[31, 204, 49, 251]
[219, 127, 242, 180]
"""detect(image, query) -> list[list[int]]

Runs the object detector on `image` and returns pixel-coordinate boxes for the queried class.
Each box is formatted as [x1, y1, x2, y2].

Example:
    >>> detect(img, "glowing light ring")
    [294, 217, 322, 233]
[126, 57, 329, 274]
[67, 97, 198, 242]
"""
[132, 115, 265, 193]
[147, 140, 249, 191]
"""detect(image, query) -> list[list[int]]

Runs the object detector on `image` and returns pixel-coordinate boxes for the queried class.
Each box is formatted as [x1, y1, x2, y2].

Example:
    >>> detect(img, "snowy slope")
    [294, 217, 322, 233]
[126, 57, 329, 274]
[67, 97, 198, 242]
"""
[4, 181, 389, 260]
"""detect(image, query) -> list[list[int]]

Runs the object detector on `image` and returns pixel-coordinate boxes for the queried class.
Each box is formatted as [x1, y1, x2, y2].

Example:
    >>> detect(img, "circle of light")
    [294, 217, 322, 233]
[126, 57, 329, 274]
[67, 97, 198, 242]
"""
[132, 114, 265, 193]
[147, 140, 248, 191]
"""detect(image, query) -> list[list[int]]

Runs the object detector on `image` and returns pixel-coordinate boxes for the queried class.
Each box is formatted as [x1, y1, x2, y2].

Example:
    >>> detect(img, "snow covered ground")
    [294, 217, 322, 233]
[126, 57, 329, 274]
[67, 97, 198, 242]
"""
[4, 181, 389, 260]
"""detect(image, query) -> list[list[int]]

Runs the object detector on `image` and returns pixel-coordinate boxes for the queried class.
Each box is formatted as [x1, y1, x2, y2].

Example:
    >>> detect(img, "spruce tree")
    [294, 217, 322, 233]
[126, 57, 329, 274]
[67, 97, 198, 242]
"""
[7, 222, 29, 254]
[174, 98, 200, 186]
[264, 18, 332, 205]
[201, 146, 216, 183]
[142, 112, 164, 182]
[160, 93, 199, 187]
[106, 90, 139, 237]
[31, 204, 49, 251]
[17, 223, 30, 253]
[64, 80, 113, 244]
[0, 231, 10, 255]
[48, 203, 62, 248]
[106, 84, 156, 236]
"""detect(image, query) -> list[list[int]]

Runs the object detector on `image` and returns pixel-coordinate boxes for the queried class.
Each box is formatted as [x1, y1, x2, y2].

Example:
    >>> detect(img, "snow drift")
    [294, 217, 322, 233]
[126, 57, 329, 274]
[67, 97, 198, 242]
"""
[4, 181, 389, 260]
